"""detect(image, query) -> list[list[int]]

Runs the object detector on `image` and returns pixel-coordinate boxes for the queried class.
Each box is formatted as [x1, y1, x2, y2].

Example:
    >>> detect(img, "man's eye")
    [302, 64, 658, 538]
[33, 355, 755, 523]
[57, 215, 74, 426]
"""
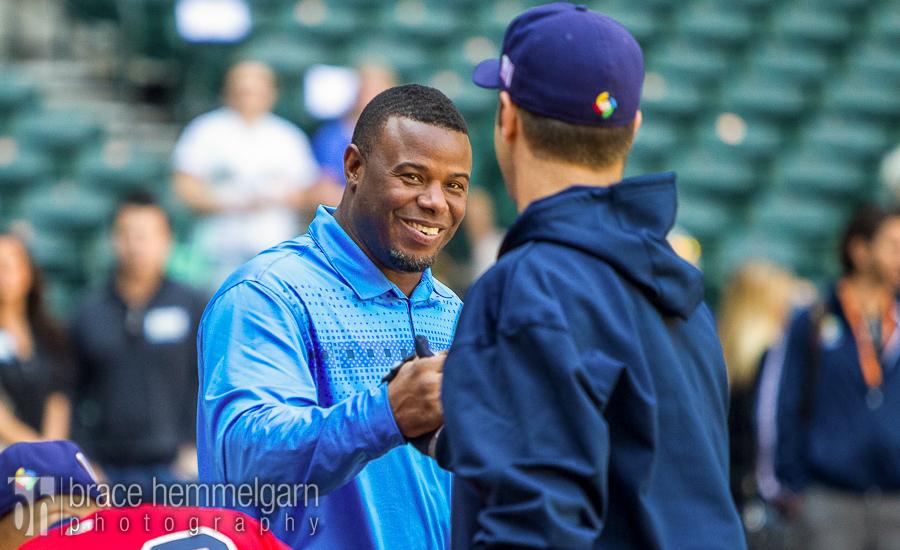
[447, 181, 465, 191]
[403, 174, 422, 182]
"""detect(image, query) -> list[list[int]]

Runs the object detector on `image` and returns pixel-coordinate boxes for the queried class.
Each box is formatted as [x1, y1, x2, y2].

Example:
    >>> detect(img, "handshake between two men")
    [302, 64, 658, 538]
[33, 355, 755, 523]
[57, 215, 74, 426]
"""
[384, 336, 446, 460]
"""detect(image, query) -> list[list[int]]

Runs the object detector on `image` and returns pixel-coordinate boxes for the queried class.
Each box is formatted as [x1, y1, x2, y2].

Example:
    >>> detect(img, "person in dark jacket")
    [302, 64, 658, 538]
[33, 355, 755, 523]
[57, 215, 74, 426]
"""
[775, 206, 900, 550]
[71, 192, 207, 498]
[434, 3, 745, 549]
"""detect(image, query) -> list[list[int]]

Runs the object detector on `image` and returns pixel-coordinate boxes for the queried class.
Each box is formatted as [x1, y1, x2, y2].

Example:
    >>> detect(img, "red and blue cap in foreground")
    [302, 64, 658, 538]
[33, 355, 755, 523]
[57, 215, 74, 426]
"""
[473, 2, 644, 127]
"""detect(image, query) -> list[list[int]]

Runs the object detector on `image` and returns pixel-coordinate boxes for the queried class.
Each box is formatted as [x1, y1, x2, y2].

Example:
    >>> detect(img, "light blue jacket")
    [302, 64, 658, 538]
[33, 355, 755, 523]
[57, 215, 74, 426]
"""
[197, 206, 461, 549]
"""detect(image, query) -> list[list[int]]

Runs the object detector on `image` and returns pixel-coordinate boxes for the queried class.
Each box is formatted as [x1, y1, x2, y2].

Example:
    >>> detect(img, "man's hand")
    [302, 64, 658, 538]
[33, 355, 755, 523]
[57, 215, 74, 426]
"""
[387, 354, 445, 438]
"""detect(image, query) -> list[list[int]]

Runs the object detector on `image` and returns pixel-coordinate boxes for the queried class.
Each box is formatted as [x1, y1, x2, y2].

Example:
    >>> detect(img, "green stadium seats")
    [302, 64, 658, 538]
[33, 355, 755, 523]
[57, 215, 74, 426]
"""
[327, 0, 385, 8]
[624, 158, 657, 179]
[23, 183, 115, 236]
[868, 4, 900, 45]
[441, 34, 501, 78]
[27, 231, 85, 280]
[650, 40, 731, 83]
[670, 147, 758, 201]
[75, 142, 169, 198]
[772, 149, 871, 201]
[719, 72, 806, 121]
[696, 113, 783, 161]
[675, 194, 737, 243]
[66, 0, 119, 21]
[478, 0, 539, 41]
[0, 142, 52, 220]
[813, 0, 870, 12]
[0, 140, 52, 190]
[379, 1, 463, 45]
[12, 111, 104, 178]
[630, 117, 681, 164]
[676, 2, 755, 49]
[343, 36, 430, 80]
[712, 229, 830, 286]
[81, 230, 116, 284]
[847, 41, 900, 86]
[801, 116, 891, 162]
[286, 1, 364, 44]
[238, 35, 333, 76]
[0, 72, 40, 133]
[640, 71, 707, 119]
[747, 42, 832, 85]
[117, 0, 179, 60]
[748, 192, 850, 243]
[821, 74, 900, 121]
[770, 4, 853, 48]
[416, 68, 495, 120]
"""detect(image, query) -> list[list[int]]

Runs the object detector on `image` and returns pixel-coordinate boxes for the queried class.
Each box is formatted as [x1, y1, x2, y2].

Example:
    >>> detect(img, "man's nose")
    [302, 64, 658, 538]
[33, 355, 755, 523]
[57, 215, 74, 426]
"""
[417, 181, 450, 217]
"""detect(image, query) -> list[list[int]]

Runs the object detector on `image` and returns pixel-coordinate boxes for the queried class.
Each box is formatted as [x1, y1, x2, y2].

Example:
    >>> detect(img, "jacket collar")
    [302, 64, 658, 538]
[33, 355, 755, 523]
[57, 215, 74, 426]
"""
[307, 206, 448, 303]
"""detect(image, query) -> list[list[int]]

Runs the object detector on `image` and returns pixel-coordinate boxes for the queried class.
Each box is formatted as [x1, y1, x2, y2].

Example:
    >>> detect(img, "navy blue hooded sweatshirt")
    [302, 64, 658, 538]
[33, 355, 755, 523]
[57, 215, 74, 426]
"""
[438, 174, 746, 549]
[775, 288, 900, 494]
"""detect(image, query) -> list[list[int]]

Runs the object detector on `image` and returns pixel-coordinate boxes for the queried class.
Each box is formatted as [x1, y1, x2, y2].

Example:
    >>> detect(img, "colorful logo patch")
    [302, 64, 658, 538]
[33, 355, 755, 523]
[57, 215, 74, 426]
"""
[593, 91, 617, 119]
[14, 467, 38, 492]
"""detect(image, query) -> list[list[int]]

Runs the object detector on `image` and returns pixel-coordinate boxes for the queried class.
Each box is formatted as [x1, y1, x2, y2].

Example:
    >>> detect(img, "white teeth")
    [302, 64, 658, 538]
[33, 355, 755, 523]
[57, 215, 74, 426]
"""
[409, 221, 440, 236]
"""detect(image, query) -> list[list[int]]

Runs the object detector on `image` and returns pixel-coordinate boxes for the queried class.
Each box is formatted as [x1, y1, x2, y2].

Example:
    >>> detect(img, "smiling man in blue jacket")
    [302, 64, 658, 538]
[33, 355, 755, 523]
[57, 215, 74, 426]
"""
[437, 4, 746, 549]
[197, 85, 471, 548]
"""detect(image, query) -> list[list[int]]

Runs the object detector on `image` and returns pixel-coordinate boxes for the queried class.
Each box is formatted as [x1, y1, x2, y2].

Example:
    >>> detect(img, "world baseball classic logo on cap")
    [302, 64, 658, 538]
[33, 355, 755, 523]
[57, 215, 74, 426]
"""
[593, 91, 617, 119]
[14, 467, 39, 491]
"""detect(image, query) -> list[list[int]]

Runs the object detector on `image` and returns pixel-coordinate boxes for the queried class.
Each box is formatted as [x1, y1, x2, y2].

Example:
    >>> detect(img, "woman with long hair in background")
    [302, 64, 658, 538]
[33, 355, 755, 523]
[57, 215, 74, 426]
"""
[0, 231, 72, 444]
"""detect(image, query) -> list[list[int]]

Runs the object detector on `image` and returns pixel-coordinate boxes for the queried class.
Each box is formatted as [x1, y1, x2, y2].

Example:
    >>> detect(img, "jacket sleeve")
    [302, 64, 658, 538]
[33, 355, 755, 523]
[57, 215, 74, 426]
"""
[198, 280, 405, 494]
[774, 310, 813, 493]
[441, 318, 619, 549]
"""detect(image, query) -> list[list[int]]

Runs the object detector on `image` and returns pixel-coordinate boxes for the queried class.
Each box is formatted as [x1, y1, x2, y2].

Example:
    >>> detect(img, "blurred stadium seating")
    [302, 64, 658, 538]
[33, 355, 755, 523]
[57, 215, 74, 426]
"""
[2, 0, 899, 315]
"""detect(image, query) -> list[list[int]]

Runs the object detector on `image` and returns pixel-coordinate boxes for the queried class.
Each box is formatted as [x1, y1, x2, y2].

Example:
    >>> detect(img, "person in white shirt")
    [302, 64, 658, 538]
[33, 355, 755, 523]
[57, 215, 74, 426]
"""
[172, 60, 327, 287]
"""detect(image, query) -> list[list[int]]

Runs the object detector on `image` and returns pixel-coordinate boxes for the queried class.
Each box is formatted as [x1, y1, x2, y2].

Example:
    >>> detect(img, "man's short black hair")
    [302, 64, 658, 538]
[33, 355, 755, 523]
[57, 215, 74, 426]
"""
[519, 107, 636, 168]
[351, 84, 468, 158]
[113, 190, 170, 227]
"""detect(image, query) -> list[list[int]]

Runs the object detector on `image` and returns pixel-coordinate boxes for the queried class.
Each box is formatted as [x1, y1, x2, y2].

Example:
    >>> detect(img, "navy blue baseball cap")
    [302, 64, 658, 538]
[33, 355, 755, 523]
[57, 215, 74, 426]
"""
[0, 441, 101, 518]
[473, 2, 644, 127]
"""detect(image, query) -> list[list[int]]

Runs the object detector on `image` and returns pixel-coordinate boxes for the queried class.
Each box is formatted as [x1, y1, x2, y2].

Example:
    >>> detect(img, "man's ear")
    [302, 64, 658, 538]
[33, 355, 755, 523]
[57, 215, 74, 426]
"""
[498, 91, 518, 144]
[343, 144, 365, 191]
[633, 109, 643, 138]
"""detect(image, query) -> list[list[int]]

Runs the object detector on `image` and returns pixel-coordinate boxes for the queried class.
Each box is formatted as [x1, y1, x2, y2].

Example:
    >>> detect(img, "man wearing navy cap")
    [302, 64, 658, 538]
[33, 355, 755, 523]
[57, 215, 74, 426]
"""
[437, 3, 746, 548]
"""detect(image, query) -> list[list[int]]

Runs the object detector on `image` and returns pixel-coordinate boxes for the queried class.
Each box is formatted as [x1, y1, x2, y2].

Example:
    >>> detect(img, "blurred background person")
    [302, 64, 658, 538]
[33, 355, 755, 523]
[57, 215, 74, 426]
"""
[718, 260, 813, 548]
[311, 62, 396, 188]
[172, 60, 323, 288]
[0, 231, 72, 444]
[70, 192, 206, 498]
[775, 205, 900, 550]
[720, 261, 801, 507]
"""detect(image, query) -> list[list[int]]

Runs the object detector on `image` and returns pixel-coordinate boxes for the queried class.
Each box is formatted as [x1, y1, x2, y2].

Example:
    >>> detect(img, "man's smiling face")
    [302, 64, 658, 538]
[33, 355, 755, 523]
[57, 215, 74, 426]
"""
[344, 116, 471, 273]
